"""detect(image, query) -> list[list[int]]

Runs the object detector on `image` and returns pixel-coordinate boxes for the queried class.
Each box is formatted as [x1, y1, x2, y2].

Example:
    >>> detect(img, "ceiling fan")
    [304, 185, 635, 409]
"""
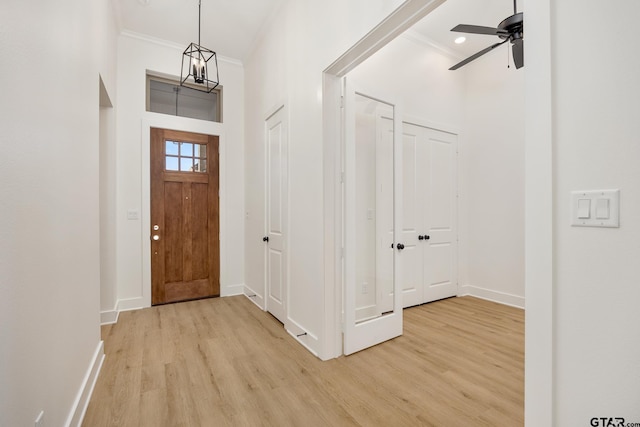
[449, 0, 523, 70]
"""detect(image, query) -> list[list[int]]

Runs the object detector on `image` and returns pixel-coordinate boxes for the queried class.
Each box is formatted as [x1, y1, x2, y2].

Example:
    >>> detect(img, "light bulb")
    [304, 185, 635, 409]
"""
[192, 57, 206, 83]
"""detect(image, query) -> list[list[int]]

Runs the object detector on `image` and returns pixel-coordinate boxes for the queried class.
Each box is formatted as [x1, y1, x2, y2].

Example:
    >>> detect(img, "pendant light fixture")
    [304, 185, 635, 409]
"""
[180, 0, 219, 93]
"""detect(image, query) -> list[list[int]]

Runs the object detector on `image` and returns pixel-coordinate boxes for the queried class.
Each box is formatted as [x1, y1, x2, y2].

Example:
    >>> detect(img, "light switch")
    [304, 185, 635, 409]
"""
[127, 209, 139, 220]
[571, 189, 619, 228]
[596, 198, 610, 219]
[577, 199, 591, 219]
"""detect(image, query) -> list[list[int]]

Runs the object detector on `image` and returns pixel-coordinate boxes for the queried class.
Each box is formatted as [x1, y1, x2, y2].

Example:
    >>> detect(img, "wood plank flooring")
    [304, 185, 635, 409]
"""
[83, 296, 523, 426]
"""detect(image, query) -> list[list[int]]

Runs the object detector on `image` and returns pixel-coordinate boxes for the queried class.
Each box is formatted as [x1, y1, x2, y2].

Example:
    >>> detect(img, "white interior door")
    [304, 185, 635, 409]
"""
[265, 106, 287, 324]
[422, 126, 457, 303]
[399, 125, 424, 308]
[344, 79, 403, 355]
[400, 122, 457, 307]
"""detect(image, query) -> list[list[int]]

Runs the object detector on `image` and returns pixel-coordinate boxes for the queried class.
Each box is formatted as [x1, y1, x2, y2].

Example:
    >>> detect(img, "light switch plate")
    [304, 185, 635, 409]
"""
[127, 209, 139, 220]
[571, 190, 619, 228]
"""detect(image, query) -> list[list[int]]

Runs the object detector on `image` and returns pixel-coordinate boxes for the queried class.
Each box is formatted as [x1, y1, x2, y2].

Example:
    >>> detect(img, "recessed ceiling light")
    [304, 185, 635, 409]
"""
[455, 36, 466, 44]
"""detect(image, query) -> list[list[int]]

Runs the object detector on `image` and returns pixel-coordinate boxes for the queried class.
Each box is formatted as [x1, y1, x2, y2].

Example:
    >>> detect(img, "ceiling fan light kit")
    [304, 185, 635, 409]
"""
[449, 0, 524, 70]
[181, 0, 220, 93]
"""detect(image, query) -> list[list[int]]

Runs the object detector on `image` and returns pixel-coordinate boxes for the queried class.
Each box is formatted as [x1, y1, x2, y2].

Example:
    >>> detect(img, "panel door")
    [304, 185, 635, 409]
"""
[400, 122, 457, 307]
[150, 128, 220, 305]
[399, 125, 425, 308]
[265, 106, 287, 324]
[422, 128, 457, 303]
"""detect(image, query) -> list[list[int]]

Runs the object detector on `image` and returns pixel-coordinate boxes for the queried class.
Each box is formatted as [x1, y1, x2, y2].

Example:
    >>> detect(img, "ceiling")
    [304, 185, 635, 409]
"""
[114, 0, 518, 64]
[114, 0, 286, 60]
[410, 0, 519, 63]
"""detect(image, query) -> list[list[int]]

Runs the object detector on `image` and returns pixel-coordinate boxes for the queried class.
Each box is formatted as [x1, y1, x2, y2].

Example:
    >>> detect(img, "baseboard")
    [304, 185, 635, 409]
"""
[65, 341, 105, 427]
[116, 297, 145, 312]
[285, 318, 320, 357]
[458, 285, 525, 309]
[99, 297, 144, 326]
[221, 283, 244, 297]
[243, 285, 265, 309]
[100, 309, 119, 325]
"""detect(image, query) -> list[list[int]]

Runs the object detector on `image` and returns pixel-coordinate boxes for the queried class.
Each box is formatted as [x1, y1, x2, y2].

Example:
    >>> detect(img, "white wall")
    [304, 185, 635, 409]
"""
[0, 0, 118, 425]
[113, 33, 245, 313]
[349, 34, 465, 131]
[100, 90, 118, 323]
[550, 0, 640, 423]
[244, 0, 406, 356]
[460, 51, 525, 308]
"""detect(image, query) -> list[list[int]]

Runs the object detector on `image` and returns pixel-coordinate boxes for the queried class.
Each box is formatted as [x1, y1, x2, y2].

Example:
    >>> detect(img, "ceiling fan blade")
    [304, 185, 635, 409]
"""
[449, 39, 509, 70]
[512, 38, 524, 69]
[451, 24, 509, 36]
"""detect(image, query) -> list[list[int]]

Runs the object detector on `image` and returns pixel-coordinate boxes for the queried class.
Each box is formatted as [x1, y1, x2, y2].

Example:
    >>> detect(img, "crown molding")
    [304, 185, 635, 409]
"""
[401, 29, 463, 60]
[120, 30, 244, 67]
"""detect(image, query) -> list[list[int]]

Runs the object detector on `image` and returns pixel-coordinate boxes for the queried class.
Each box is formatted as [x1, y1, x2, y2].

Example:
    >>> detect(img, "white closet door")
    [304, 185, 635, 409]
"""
[265, 106, 287, 324]
[400, 122, 457, 307]
[422, 127, 457, 303]
[399, 125, 423, 308]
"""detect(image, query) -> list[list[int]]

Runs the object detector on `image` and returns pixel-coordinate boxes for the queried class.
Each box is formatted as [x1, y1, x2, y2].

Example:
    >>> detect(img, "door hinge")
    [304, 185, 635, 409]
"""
[340, 172, 345, 183]
[340, 96, 344, 108]
[340, 247, 345, 258]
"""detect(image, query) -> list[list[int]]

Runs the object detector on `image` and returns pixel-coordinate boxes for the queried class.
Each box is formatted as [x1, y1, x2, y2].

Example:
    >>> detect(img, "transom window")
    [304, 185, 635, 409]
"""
[146, 73, 222, 123]
[165, 141, 207, 173]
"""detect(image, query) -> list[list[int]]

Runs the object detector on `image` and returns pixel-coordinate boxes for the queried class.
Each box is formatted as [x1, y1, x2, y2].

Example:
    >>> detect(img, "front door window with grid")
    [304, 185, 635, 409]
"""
[165, 141, 207, 173]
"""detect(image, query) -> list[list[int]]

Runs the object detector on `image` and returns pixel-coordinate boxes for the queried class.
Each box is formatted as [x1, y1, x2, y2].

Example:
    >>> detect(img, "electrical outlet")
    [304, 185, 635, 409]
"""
[362, 282, 369, 294]
[35, 410, 44, 427]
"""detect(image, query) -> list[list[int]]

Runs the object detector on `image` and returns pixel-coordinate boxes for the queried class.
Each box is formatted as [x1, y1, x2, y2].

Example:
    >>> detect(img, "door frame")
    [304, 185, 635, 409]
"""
[141, 114, 227, 308]
[322, 0, 554, 422]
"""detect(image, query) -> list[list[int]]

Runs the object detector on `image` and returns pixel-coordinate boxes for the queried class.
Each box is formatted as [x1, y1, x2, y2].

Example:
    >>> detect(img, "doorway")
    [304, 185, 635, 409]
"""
[150, 127, 220, 305]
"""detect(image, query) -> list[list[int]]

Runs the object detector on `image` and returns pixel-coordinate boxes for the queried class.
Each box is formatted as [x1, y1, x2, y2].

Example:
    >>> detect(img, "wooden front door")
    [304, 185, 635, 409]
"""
[150, 128, 220, 305]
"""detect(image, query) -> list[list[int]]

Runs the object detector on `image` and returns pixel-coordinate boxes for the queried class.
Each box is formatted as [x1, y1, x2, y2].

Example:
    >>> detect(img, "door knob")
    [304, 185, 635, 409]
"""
[152, 235, 160, 241]
[263, 236, 269, 242]
[397, 243, 405, 250]
[418, 235, 424, 241]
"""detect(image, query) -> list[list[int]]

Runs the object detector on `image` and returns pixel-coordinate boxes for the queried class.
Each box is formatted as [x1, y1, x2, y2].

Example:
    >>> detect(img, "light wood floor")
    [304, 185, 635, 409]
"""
[83, 296, 523, 426]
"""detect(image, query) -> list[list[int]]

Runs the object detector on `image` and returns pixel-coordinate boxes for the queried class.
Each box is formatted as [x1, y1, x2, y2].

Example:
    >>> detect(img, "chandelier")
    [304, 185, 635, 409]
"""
[180, 0, 219, 93]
